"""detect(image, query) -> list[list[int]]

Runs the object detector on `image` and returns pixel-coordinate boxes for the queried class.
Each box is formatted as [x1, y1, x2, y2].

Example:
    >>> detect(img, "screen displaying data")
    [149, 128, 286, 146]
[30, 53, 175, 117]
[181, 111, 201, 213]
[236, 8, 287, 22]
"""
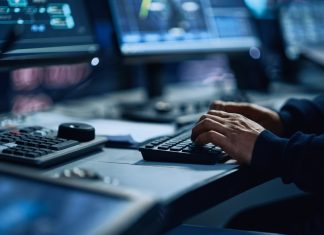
[0, 173, 133, 235]
[109, 0, 260, 56]
[0, 0, 98, 65]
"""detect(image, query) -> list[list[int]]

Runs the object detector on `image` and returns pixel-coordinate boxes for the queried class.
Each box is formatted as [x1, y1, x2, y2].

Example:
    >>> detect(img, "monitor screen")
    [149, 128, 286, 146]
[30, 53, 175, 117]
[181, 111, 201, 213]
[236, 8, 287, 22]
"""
[280, 0, 324, 60]
[109, 0, 260, 58]
[0, 170, 155, 235]
[0, 0, 99, 68]
[0, 174, 128, 235]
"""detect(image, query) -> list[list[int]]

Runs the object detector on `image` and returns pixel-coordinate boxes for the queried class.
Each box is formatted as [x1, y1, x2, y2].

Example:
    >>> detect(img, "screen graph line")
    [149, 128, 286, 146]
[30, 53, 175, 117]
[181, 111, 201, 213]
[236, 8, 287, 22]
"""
[139, 0, 151, 19]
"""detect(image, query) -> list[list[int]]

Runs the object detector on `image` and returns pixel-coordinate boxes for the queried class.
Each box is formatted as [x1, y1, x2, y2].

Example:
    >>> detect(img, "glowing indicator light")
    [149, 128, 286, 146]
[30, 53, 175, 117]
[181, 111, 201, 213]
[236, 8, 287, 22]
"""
[91, 57, 100, 66]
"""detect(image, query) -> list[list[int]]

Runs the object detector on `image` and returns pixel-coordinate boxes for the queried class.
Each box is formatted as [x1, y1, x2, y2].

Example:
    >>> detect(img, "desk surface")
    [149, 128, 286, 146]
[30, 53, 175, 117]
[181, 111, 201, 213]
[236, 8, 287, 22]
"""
[40, 148, 268, 230]
[43, 148, 237, 202]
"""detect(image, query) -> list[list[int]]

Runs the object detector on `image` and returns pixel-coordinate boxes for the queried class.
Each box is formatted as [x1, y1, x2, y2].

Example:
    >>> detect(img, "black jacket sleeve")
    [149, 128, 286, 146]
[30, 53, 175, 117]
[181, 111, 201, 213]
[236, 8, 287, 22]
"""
[251, 95, 324, 194]
[252, 131, 324, 194]
[279, 95, 324, 136]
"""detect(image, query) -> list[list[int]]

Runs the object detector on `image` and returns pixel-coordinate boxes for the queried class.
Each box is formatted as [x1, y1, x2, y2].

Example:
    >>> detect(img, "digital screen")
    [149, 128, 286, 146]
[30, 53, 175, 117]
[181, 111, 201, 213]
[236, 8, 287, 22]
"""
[280, 0, 324, 59]
[0, 174, 131, 235]
[0, 0, 98, 64]
[109, 0, 260, 56]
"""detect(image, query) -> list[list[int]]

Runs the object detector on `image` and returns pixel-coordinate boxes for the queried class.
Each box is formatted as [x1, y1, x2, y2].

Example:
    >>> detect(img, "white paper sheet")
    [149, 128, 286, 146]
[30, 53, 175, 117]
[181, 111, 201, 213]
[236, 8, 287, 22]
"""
[24, 112, 175, 143]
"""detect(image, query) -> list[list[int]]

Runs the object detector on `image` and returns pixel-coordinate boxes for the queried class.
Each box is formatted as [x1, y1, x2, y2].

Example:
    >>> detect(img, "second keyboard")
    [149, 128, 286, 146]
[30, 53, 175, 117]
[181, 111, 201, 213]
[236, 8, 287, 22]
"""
[140, 127, 229, 165]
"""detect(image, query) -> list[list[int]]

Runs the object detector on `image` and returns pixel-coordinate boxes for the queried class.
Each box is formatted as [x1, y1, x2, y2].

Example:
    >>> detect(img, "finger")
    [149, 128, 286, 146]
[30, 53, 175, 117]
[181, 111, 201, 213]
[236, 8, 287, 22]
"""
[207, 110, 232, 118]
[210, 101, 250, 114]
[198, 113, 227, 124]
[209, 100, 226, 111]
[195, 131, 228, 149]
[191, 118, 227, 141]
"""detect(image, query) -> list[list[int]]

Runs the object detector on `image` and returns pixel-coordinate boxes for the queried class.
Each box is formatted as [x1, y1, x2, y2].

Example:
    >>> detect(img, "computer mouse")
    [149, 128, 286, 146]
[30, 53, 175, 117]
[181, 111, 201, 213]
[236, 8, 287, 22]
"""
[57, 123, 95, 142]
[58, 167, 103, 181]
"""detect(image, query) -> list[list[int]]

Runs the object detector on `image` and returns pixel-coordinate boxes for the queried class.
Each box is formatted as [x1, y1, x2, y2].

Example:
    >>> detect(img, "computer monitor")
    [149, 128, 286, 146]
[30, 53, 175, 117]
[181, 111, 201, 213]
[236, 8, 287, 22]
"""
[280, 0, 324, 62]
[0, 164, 160, 235]
[0, 0, 99, 68]
[107, 0, 268, 123]
[109, 0, 260, 61]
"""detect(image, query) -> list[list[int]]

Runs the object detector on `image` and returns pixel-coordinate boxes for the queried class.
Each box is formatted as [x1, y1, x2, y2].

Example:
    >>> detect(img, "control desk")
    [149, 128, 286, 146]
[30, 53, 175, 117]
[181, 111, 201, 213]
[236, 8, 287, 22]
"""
[1, 81, 318, 233]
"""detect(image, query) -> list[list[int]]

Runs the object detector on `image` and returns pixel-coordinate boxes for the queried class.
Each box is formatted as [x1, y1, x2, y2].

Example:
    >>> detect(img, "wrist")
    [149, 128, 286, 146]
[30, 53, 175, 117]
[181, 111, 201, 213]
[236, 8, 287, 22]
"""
[271, 113, 285, 136]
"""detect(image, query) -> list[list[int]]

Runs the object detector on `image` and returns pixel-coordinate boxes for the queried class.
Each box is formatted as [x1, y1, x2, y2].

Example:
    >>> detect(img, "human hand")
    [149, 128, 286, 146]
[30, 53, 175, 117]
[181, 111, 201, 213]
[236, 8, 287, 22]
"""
[210, 101, 284, 136]
[191, 111, 265, 165]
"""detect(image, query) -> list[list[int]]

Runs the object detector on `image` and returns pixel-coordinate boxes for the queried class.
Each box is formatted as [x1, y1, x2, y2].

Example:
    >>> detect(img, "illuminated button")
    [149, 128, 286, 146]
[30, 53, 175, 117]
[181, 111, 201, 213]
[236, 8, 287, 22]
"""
[7, 0, 28, 7]
[47, 4, 71, 16]
[0, 7, 10, 14]
[50, 16, 75, 29]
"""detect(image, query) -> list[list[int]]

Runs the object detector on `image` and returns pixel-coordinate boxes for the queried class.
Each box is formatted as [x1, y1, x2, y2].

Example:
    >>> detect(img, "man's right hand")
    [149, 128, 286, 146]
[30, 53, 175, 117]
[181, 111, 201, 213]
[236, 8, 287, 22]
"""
[210, 101, 284, 136]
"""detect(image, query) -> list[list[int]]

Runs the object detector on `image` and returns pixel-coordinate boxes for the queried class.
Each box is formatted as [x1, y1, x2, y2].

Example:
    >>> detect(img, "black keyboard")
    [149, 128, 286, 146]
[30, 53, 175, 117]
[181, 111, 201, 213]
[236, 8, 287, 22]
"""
[0, 126, 106, 167]
[139, 127, 229, 165]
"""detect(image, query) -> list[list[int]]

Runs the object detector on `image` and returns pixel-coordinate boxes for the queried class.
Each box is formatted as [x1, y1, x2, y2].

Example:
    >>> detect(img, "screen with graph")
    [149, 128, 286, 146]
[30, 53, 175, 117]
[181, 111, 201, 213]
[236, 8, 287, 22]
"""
[0, 0, 98, 66]
[109, 0, 260, 57]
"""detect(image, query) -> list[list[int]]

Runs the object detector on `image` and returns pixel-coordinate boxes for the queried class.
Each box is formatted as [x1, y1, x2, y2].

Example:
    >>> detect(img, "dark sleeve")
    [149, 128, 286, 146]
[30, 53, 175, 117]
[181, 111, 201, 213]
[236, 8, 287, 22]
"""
[251, 130, 324, 194]
[279, 95, 324, 136]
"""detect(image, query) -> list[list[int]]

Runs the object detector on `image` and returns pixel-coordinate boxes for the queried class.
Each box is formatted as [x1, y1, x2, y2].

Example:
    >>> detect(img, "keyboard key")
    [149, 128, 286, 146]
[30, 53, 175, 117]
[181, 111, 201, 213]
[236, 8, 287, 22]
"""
[2, 149, 13, 154]
[39, 144, 51, 149]
[1, 138, 14, 143]
[170, 146, 183, 151]
[50, 140, 79, 150]
[158, 146, 170, 150]
[13, 150, 25, 156]
[177, 144, 188, 148]
[26, 142, 37, 147]
[25, 152, 41, 158]
[34, 150, 47, 156]
[16, 140, 28, 146]
[41, 149, 54, 154]
[182, 147, 191, 153]
[145, 144, 155, 149]
[151, 141, 162, 145]
[209, 149, 222, 154]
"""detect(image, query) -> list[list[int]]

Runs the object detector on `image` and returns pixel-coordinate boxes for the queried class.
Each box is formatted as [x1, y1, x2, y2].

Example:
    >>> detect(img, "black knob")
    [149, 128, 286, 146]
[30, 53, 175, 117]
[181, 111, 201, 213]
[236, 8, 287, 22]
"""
[58, 123, 95, 142]
[154, 101, 173, 114]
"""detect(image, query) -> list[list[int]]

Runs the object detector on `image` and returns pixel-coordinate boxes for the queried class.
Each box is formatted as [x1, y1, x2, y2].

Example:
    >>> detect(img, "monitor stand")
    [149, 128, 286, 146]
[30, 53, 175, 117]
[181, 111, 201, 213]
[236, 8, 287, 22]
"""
[145, 63, 165, 99]
[228, 53, 270, 92]
[119, 63, 177, 123]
